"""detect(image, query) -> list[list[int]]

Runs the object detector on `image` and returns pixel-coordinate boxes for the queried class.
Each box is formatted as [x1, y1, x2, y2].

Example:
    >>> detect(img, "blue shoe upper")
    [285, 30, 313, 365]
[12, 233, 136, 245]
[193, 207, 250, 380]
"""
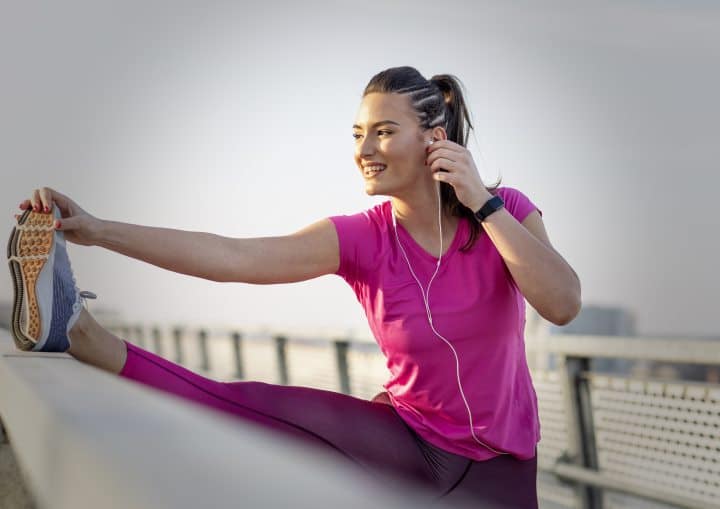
[42, 234, 79, 352]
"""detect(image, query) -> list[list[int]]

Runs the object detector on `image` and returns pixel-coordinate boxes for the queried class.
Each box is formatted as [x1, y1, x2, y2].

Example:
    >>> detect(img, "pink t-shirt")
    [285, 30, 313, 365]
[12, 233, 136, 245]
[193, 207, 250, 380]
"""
[328, 186, 542, 461]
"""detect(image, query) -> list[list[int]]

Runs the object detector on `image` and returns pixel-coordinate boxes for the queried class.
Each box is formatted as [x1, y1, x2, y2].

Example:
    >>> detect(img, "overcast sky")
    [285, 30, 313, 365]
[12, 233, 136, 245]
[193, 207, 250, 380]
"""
[1, 0, 718, 339]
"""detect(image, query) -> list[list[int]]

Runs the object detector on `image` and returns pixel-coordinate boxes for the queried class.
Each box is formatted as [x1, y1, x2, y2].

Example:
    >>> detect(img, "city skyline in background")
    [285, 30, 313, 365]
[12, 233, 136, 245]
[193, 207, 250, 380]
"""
[1, 1, 718, 339]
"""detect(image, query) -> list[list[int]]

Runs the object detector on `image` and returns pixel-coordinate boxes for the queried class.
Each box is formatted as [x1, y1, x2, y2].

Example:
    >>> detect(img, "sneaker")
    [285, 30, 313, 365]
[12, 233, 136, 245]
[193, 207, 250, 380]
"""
[7, 205, 96, 352]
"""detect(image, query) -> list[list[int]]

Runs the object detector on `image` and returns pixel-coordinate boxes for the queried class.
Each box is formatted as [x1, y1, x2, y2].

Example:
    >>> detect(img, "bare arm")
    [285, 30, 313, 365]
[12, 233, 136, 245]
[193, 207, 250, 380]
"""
[25, 187, 341, 284]
[97, 218, 340, 284]
[485, 208, 581, 326]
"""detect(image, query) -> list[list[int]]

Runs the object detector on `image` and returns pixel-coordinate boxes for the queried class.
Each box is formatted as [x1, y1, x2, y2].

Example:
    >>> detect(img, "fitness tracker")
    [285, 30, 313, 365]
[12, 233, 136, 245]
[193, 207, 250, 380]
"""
[473, 195, 505, 222]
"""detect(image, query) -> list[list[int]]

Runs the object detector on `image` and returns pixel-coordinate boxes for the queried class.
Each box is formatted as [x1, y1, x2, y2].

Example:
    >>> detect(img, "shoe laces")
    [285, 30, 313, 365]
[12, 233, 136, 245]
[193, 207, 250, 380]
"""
[69, 286, 96, 315]
[64, 246, 96, 313]
[80, 290, 97, 310]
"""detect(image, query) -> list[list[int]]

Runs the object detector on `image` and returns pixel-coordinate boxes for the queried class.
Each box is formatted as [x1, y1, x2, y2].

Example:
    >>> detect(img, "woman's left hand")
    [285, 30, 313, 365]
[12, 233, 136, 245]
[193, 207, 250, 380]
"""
[426, 140, 492, 212]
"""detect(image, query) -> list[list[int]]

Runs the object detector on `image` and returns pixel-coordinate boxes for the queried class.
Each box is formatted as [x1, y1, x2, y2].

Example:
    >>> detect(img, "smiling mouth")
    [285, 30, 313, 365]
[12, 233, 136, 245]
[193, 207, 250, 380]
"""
[364, 164, 386, 177]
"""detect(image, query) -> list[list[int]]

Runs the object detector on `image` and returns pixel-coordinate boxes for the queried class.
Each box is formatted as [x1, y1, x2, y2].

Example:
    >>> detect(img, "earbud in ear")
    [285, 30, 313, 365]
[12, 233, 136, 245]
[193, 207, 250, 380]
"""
[427, 139, 434, 145]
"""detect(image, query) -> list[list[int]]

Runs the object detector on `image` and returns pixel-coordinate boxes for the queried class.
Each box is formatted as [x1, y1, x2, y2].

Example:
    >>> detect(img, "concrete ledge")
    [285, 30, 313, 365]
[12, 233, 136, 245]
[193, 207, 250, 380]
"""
[0, 331, 452, 509]
[1, 423, 35, 509]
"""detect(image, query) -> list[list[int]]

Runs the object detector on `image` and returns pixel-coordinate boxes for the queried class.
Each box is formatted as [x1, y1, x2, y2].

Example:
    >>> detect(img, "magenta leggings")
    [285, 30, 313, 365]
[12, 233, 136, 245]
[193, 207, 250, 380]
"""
[118, 339, 538, 508]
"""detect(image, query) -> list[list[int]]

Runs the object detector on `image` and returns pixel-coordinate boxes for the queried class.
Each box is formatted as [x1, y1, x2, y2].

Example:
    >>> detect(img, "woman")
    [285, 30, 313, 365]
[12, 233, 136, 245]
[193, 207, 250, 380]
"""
[8, 66, 581, 507]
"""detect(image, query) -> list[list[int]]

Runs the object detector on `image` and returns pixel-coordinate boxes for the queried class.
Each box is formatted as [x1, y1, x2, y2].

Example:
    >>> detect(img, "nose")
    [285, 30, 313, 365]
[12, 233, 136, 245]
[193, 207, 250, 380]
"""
[358, 134, 376, 159]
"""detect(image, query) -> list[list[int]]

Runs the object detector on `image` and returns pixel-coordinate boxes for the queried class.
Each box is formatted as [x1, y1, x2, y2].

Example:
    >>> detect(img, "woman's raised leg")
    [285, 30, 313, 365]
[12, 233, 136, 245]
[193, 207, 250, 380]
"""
[114, 334, 473, 494]
[42, 306, 533, 505]
[67, 307, 127, 375]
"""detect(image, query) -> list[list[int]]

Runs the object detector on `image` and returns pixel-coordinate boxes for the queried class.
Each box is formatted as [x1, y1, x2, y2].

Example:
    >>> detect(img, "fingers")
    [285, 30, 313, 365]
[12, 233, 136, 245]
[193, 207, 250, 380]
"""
[426, 140, 464, 156]
[38, 187, 54, 213]
[31, 189, 43, 212]
[429, 157, 458, 174]
[432, 169, 456, 184]
[53, 215, 72, 231]
[21, 186, 73, 216]
[26, 188, 50, 212]
[426, 146, 464, 165]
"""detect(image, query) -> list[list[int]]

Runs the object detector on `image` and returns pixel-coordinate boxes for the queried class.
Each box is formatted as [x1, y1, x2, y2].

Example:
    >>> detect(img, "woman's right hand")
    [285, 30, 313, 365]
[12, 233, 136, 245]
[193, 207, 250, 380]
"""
[18, 187, 102, 246]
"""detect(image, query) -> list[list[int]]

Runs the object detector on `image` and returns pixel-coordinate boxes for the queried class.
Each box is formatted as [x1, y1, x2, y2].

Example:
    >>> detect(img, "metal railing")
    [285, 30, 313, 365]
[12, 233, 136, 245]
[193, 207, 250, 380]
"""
[101, 319, 720, 509]
[530, 332, 720, 509]
[0, 328, 478, 509]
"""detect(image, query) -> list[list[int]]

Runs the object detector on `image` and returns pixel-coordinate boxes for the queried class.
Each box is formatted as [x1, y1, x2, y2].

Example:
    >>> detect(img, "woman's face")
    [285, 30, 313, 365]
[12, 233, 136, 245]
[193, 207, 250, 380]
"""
[352, 92, 431, 197]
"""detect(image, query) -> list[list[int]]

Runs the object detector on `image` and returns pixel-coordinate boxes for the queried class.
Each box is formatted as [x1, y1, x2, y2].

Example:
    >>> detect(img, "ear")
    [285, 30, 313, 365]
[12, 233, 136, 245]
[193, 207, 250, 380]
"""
[430, 127, 448, 141]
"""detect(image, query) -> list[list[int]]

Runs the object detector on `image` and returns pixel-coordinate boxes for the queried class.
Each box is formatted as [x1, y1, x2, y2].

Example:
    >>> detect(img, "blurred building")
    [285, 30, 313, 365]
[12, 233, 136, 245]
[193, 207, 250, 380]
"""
[549, 305, 636, 337]
[547, 305, 638, 374]
[547, 304, 718, 382]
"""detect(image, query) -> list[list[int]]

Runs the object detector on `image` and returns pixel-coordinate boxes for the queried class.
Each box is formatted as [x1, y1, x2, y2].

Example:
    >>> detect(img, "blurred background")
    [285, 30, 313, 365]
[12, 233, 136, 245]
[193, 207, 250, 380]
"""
[1, 0, 718, 338]
[2, 2, 719, 509]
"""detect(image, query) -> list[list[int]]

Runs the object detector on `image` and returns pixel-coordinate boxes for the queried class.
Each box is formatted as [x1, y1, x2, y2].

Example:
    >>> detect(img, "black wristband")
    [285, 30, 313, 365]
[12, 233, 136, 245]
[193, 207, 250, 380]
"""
[473, 195, 505, 222]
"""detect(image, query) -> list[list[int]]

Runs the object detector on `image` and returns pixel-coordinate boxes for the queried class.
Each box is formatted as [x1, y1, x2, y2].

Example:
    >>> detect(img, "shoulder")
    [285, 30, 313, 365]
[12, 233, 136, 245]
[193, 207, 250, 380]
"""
[494, 186, 542, 223]
[328, 200, 390, 232]
[494, 185, 526, 202]
[327, 201, 391, 280]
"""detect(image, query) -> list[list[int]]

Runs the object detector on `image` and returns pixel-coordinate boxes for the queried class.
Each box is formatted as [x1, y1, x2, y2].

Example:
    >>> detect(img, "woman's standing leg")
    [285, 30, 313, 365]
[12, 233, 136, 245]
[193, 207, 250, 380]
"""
[440, 450, 539, 509]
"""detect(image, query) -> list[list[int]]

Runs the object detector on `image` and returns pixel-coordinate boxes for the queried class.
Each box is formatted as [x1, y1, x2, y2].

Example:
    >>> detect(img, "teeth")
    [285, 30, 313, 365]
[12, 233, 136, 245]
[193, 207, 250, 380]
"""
[364, 165, 386, 175]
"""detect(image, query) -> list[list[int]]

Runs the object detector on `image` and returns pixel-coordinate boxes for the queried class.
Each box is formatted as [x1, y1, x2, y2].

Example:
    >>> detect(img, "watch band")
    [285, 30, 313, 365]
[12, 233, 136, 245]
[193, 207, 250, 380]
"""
[474, 195, 505, 222]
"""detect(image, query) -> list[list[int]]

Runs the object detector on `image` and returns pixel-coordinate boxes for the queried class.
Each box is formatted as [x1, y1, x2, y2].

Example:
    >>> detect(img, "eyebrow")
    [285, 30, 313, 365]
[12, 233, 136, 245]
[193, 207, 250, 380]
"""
[352, 120, 401, 130]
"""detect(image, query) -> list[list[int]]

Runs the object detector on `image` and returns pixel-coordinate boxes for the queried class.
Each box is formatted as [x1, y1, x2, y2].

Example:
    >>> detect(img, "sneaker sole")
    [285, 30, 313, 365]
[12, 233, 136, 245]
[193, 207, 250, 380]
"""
[7, 209, 56, 351]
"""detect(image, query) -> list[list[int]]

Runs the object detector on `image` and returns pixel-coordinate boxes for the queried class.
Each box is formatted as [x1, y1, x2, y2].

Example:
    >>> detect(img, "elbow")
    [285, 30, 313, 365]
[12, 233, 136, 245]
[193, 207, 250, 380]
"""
[553, 288, 582, 326]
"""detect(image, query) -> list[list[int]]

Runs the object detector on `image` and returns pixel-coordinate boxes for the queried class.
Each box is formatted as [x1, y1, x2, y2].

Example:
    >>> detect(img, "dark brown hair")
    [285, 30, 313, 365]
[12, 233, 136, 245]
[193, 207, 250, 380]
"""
[362, 66, 502, 251]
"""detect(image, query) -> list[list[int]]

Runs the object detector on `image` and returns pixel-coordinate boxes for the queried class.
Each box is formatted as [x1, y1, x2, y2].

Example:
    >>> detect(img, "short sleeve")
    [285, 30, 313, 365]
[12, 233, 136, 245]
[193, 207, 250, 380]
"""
[496, 187, 542, 223]
[328, 210, 377, 284]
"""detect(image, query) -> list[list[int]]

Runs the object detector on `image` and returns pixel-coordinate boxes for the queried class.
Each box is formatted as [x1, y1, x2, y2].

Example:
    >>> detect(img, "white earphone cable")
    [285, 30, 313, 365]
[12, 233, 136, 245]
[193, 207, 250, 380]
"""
[390, 143, 509, 456]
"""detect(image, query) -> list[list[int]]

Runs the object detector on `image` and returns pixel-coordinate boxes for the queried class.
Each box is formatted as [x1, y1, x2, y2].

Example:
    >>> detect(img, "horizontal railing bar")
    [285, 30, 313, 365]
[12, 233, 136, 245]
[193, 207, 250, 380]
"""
[532, 335, 720, 365]
[106, 323, 720, 366]
[579, 370, 720, 389]
[551, 462, 718, 509]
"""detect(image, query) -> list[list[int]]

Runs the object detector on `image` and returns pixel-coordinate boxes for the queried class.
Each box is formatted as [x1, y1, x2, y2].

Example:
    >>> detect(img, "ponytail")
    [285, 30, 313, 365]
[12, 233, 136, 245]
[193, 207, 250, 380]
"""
[364, 66, 502, 251]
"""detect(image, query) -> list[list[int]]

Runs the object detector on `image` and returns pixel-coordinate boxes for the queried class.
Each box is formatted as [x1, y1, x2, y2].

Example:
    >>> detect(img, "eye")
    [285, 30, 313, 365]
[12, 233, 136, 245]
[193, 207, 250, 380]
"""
[352, 130, 391, 140]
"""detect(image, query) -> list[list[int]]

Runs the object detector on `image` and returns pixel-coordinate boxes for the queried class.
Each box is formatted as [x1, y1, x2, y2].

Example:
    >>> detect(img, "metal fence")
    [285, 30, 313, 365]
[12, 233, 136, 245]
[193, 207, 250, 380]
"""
[104, 320, 720, 509]
[0, 329, 448, 509]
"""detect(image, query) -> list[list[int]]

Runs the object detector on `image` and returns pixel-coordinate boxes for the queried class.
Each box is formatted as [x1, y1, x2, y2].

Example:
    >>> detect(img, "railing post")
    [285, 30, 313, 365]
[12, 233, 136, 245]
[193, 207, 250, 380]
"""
[559, 355, 602, 509]
[121, 326, 132, 346]
[274, 335, 289, 385]
[148, 327, 157, 352]
[334, 339, 352, 395]
[151, 326, 163, 356]
[198, 329, 210, 372]
[173, 327, 184, 365]
[231, 331, 244, 379]
[134, 325, 145, 349]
